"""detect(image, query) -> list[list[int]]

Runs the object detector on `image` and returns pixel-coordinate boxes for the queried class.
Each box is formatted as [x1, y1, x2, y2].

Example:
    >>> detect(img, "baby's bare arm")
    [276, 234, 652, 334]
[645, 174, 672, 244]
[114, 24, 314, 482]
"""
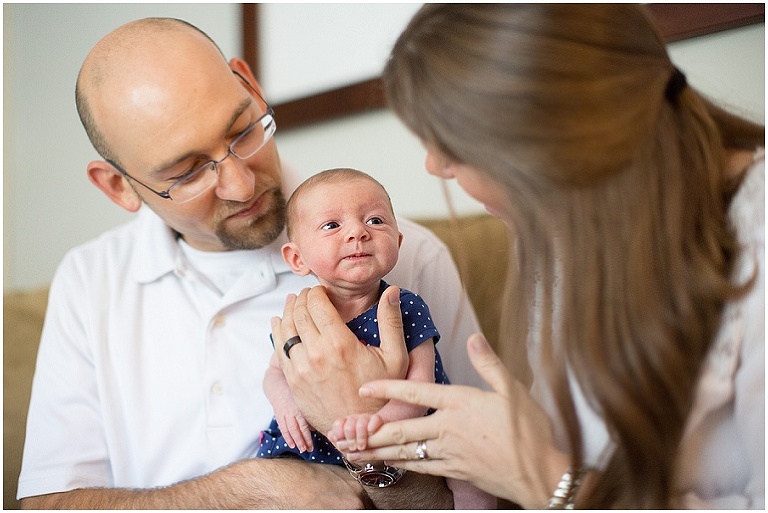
[263, 352, 314, 452]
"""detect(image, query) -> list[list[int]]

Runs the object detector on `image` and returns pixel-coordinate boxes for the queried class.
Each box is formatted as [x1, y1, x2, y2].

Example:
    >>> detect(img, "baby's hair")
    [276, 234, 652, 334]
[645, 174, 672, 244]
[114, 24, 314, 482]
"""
[286, 168, 394, 241]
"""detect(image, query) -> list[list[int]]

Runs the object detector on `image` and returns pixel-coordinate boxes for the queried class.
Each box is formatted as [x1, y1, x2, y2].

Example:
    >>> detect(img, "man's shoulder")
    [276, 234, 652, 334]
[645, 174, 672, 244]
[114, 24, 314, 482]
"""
[397, 215, 439, 238]
[66, 210, 150, 257]
[397, 216, 449, 254]
[59, 208, 170, 274]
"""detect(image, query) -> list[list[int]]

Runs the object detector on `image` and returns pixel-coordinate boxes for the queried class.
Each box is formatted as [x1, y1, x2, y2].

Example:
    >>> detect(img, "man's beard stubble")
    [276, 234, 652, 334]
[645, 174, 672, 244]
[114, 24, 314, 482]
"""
[215, 188, 287, 250]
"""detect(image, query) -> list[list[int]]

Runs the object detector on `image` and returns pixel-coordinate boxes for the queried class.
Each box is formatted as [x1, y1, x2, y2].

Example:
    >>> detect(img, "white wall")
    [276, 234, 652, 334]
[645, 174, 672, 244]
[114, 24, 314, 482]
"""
[3, 4, 764, 290]
[260, 3, 422, 103]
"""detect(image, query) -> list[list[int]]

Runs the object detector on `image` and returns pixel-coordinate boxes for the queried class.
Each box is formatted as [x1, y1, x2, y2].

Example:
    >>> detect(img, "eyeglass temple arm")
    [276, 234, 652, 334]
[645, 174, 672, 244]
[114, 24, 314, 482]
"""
[106, 158, 172, 200]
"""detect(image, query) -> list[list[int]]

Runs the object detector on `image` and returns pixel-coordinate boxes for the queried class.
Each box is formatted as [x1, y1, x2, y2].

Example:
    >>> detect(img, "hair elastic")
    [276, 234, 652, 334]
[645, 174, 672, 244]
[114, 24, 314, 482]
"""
[664, 67, 687, 103]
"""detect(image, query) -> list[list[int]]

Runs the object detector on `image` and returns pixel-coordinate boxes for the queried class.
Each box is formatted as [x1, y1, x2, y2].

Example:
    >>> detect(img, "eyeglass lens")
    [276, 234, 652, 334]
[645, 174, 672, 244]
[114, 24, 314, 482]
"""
[168, 112, 276, 203]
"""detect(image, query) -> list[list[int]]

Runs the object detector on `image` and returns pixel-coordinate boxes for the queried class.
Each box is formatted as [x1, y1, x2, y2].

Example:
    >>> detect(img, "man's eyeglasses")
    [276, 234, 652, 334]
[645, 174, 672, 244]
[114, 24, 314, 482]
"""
[107, 71, 276, 205]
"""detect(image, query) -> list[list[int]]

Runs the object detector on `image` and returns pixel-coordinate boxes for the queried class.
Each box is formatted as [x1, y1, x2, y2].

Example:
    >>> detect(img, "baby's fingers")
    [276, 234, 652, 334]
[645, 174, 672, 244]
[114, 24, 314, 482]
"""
[297, 414, 314, 452]
[277, 415, 298, 450]
[355, 415, 370, 450]
[343, 417, 359, 451]
[367, 414, 384, 435]
[327, 419, 344, 445]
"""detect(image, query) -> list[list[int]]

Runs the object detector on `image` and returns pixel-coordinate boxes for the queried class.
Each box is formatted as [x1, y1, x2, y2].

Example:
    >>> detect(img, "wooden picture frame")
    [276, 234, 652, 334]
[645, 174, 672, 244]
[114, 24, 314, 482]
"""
[242, 3, 764, 131]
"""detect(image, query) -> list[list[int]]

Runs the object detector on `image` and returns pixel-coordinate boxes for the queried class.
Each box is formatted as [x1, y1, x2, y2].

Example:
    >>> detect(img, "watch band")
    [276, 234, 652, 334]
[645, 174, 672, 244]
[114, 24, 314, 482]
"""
[343, 458, 406, 488]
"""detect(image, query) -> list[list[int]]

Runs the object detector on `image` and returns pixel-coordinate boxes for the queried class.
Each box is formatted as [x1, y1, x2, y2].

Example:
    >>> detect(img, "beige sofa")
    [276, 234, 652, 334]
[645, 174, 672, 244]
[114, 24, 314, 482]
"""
[3, 214, 509, 509]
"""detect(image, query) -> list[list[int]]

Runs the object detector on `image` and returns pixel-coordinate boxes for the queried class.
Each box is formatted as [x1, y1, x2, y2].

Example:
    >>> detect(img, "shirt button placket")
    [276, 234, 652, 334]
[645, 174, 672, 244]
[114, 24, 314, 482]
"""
[206, 311, 233, 431]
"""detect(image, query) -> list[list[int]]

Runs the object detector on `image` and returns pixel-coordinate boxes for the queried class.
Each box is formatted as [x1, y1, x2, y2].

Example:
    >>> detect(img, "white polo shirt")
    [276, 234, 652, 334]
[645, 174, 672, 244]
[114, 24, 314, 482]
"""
[18, 206, 482, 498]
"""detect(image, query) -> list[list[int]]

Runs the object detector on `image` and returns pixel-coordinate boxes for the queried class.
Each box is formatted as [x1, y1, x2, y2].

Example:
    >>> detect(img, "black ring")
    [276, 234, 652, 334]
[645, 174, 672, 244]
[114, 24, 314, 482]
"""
[283, 336, 302, 359]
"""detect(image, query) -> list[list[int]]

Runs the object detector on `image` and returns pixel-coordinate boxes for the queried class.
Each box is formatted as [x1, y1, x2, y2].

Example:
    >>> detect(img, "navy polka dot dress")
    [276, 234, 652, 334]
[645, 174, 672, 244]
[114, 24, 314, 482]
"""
[256, 280, 450, 465]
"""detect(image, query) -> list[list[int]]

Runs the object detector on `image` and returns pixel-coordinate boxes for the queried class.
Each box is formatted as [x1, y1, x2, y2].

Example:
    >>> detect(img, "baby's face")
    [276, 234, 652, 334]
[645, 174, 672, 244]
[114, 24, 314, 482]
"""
[290, 178, 402, 288]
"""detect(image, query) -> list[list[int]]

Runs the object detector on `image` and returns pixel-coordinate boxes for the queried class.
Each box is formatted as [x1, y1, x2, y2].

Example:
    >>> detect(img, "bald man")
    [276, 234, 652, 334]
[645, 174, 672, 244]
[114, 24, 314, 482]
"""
[18, 18, 480, 508]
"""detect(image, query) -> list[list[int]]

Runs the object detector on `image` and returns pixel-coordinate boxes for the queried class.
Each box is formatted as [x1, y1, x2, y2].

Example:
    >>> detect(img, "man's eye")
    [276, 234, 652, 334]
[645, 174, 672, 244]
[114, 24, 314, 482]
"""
[367, 217, 384, 225]
[170, 170, 194, 183]
[171, 162, 212, 184]
[321, 222, 340, 230]
[169, 165, 199, 182]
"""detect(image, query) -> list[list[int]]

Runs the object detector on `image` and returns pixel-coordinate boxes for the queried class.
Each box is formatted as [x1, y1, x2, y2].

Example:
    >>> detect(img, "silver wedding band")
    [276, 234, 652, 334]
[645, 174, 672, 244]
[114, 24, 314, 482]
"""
[415, 440, 429, 460]
[283, 335, 302, 359]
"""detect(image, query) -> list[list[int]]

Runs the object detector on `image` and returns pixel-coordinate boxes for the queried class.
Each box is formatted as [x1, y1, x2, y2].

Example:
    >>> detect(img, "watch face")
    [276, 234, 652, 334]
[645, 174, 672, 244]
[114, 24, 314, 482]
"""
[360, 471, 396, 488]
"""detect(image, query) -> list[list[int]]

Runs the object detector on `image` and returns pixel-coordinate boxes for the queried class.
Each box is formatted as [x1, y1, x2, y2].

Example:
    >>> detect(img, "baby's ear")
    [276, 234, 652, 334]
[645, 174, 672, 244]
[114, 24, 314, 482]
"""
[281, 242, 312, 276]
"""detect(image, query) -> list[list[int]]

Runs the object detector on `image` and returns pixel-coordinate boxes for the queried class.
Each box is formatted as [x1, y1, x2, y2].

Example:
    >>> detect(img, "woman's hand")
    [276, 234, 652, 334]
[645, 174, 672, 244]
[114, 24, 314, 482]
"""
[272, 285, 409, 434]
[333, 333, 570, 508]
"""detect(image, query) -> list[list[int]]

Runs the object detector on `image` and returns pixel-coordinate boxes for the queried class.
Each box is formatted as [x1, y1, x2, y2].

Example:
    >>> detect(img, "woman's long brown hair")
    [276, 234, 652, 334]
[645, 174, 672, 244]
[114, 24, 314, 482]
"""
[384, 4, 763, 508]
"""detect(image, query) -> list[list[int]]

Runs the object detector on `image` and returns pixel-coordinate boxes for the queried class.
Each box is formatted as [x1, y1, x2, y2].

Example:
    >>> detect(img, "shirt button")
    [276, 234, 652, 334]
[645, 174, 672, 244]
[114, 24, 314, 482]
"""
[211, 382, 225, 395]
[213, 315, 226, 328]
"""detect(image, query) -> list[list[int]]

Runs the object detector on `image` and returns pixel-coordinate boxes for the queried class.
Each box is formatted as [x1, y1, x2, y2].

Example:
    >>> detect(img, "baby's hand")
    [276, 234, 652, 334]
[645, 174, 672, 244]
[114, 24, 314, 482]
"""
[327, 413, 384, 452]
[275, 407, 314, 453]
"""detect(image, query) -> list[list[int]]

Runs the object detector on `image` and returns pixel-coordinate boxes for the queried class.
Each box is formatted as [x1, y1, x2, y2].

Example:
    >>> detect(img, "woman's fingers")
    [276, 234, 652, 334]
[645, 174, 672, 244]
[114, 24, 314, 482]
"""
[467, 333, 514, 396]
[348, 438, 439, 465]
[359, 379, 456, 412]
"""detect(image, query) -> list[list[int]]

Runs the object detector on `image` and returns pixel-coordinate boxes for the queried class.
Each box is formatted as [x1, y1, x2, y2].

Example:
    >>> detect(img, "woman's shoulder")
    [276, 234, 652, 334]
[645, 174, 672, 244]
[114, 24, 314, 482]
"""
[729, 148, 764, 241]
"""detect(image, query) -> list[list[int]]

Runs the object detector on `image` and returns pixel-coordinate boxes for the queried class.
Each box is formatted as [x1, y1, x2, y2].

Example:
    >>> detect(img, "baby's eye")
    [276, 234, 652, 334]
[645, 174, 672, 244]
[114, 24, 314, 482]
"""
[321, 222, 340, 230]
[366, 217, 384, 225]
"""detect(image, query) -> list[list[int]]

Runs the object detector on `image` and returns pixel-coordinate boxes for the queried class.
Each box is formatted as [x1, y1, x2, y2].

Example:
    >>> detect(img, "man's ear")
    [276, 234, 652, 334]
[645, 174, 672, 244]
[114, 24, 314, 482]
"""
[87, 161, 142, 212]
[281, 242, 312, 276]
[398, 232, 403, 249]
[229, 57, 265, 96]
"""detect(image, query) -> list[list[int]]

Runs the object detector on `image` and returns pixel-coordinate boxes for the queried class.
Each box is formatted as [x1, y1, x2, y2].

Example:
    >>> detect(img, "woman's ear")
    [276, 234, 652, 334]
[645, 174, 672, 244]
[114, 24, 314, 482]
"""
[87, 161, 142, 212]
[281, 242, 312, 276]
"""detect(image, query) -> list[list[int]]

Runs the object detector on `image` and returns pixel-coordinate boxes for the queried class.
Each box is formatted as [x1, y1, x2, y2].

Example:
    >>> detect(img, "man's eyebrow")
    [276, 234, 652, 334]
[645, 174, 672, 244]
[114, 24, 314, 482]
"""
[147, 96, 254, 178]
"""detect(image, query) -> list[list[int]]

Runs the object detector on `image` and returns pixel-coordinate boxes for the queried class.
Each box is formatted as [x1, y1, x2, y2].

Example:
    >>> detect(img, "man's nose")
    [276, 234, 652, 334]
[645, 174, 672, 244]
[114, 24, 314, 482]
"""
[214, 155, 256, 203]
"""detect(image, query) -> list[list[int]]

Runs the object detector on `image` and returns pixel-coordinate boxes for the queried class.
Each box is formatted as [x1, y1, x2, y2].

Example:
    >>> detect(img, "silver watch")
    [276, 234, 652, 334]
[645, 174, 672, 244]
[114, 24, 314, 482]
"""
[343, 458, 406, 488]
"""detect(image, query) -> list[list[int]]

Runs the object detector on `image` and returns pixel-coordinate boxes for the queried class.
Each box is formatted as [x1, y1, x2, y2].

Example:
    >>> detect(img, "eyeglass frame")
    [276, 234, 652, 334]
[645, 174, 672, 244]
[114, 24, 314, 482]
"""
[106, 70, 276, 204]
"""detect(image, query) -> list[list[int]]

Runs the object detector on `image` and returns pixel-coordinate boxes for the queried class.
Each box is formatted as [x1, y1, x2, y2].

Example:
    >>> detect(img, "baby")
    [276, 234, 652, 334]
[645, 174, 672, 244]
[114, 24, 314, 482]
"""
[257, 168, 494, 508]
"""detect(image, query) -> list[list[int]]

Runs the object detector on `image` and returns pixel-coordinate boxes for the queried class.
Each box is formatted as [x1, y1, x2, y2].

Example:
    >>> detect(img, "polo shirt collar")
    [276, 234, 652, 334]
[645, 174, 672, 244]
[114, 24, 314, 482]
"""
[128, 206, 293, 285]
[129, 207, 182, 284]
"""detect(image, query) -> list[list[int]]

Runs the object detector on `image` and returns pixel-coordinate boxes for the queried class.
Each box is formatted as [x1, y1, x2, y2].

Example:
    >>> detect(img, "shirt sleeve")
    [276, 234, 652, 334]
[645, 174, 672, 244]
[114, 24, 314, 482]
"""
[679, 240, 764, 509]
[17, 250, 112, 499]
[398, 289, 440, 350]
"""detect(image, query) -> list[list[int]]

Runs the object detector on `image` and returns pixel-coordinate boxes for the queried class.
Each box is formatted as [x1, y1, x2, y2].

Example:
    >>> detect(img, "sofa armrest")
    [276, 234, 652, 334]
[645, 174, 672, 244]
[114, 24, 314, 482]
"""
[4, 287, 49, 510]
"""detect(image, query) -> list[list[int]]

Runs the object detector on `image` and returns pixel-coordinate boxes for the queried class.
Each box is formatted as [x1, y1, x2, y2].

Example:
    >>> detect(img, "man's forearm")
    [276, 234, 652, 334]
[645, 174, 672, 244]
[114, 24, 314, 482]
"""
[21, 458, 368, 509]
[366, 472, 454, 510]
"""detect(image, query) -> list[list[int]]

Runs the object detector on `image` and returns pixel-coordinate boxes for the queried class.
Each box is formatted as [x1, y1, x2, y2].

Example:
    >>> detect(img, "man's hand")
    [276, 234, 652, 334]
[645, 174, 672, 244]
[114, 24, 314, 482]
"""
[271, 285, 409, 433]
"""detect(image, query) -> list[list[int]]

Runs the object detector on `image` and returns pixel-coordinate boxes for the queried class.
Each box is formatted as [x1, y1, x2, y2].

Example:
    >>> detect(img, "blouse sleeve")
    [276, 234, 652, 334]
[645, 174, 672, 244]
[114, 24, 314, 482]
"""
[678, 156, 764, 509]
